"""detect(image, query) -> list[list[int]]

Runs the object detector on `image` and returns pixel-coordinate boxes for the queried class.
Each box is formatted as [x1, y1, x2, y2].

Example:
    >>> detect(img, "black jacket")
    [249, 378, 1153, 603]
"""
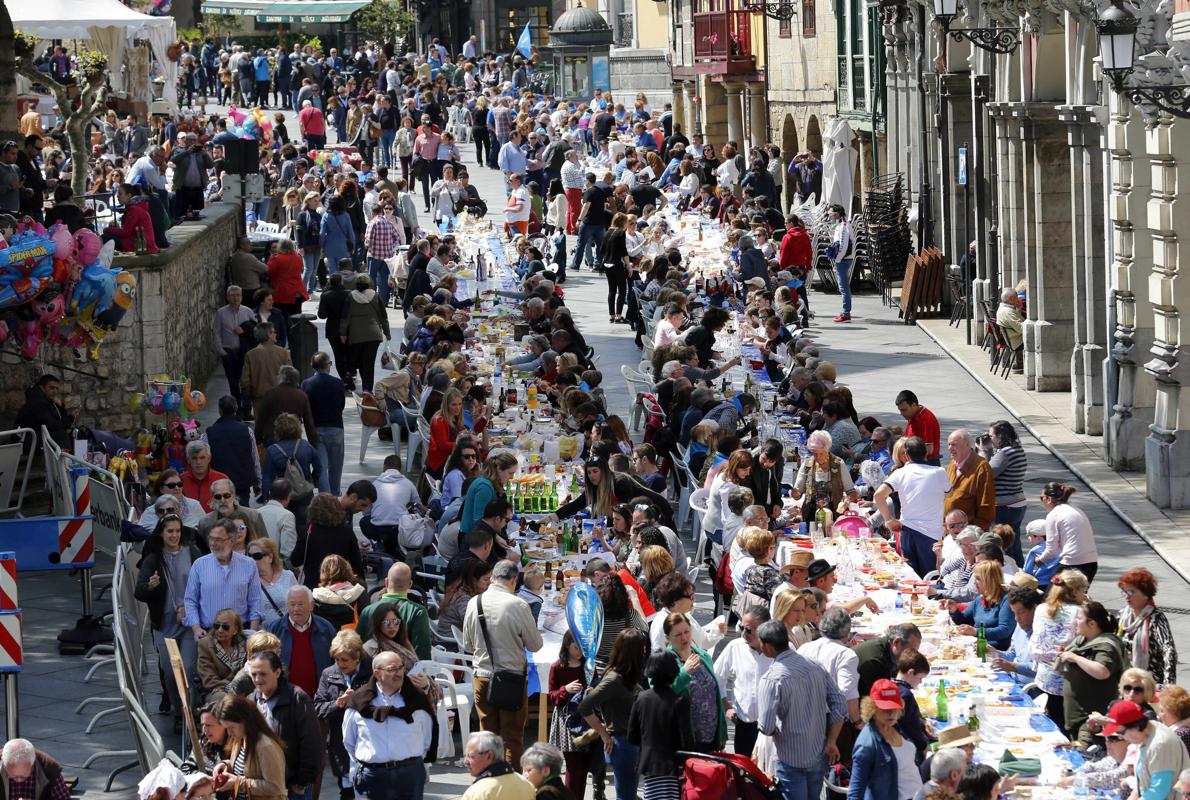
[14, 385, 73, 449]
[133, 543, 205, 629]
[313, 658, 374, 778]
[748, 451, 784, 514]
[317, 286, 349, 340]
[403, 265, 433, 311]
[628, 685, 693, 775]
[252, 679, 323, 786]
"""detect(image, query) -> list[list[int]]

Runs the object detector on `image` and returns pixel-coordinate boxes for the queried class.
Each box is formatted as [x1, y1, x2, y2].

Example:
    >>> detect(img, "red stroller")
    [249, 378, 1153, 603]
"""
[676, 751, 782, 800]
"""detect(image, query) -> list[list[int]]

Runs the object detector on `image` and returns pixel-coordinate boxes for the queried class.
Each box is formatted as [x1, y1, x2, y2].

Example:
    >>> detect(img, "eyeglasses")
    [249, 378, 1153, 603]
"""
[249, 552, 266, 561]
[374, 665, 406, 673]
[208, 536, 229, 545]
[164, 481, 183, 489]
[1122, 685, 1145, 694]
[212, 492, 233, 500]
[1121, 588, 1137, 598]
[946, 522, 966, 529]
[211, 623, 233, 631]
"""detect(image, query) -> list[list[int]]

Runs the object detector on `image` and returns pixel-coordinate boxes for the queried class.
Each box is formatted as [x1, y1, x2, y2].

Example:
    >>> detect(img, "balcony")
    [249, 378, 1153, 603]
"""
[692, 10, 756, 75]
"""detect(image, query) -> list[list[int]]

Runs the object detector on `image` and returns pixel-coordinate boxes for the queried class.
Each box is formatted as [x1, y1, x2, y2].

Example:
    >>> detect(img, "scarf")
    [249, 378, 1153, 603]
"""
[1120, 603, 1155, 671]
[214, 638, 246, 672]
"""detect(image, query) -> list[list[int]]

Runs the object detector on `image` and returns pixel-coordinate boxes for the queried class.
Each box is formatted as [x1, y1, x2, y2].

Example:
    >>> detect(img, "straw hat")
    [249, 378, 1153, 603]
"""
[936, 724, 980, 749]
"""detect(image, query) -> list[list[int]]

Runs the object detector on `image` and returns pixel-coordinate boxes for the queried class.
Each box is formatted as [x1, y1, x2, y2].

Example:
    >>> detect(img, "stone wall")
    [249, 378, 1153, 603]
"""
[609, 48, 673, 107]
[0, 202, 240, 436]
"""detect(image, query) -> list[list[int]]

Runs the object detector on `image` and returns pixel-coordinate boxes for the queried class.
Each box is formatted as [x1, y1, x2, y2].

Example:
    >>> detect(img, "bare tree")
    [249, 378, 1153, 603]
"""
[13, 37, 109, 198]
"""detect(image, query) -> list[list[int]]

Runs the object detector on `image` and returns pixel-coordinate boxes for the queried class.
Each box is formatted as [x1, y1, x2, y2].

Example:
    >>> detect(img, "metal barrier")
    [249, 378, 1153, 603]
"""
[0, 428, 36, 517]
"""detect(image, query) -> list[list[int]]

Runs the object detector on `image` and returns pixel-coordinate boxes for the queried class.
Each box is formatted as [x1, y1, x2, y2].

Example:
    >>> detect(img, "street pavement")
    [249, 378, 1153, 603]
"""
[4, 102, 1187, 796]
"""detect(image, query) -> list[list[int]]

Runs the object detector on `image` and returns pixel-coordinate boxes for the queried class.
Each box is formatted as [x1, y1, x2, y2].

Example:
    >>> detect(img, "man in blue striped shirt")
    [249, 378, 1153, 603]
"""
[756, 620, 846, 800]
[183, 519, 263, 637]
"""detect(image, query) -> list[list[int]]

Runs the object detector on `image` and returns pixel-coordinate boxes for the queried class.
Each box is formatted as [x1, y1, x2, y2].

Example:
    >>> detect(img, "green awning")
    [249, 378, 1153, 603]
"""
[200, 0, 370, 22]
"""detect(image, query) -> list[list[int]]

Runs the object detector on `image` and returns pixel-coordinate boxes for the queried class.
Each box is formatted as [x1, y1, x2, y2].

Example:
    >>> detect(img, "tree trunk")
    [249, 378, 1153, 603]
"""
[0, 4, 18, 138]
[15, 59, 108, 199]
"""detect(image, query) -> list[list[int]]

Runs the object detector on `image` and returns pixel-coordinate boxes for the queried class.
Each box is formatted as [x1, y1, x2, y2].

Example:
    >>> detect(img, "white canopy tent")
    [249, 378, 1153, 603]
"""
[820, 117, 858, 215]
[7, 0, 178, 107]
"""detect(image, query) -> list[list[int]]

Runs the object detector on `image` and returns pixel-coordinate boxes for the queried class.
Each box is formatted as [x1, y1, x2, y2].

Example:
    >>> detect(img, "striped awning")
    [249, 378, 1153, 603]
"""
[200, 0, 370, 22]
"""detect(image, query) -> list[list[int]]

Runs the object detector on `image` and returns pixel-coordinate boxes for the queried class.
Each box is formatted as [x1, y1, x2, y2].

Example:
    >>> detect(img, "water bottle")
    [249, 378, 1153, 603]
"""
[1072, 773, 1089, 798]
[895, 591, 904, 616]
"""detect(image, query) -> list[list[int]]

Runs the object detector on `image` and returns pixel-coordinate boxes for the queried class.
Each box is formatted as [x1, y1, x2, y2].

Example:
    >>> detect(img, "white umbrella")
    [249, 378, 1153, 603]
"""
[820, 117, 858, 214]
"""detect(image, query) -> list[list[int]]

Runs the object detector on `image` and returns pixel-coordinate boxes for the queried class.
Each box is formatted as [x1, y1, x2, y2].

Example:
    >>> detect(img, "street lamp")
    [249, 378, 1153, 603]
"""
[1096, 0, 1190, 117]
[931, 0, 1021, 55]
[741, 0, 798, 20]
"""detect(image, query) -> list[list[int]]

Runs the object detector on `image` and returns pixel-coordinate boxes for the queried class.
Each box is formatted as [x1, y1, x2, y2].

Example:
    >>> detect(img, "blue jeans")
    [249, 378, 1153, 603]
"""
[302, 250, 321, 292]
[605, 735, 640, 800]
[369, 257, 392, 306]
[380, 130, 396, 166]
[386, 404, 417, 432]
[774, 758, 828, 800]
[355, 761, 425, 800]
[995, 504, 1027, 563]
[287, 784, 313, 800]
[835, 258, 854, 315]
[316, 426, 344, 495]
[901, 525, 937, 578]
[572, 223, 606, 270]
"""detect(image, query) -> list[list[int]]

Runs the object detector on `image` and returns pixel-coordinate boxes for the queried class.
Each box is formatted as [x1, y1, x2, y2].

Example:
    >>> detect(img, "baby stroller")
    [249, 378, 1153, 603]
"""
[676, 751, 782, 800]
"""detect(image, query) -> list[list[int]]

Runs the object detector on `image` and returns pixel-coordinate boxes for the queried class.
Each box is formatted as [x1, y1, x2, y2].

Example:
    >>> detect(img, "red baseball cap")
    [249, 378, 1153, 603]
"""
[1103, 700, 1145, 736]
[870, 679, 904, 711]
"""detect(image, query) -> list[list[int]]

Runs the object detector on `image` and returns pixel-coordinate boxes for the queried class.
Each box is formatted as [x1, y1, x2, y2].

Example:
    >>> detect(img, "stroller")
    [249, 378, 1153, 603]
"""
[676, 751, 782, 800]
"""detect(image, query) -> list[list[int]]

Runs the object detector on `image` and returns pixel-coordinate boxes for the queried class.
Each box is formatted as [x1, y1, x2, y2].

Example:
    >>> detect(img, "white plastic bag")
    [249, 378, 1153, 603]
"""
[399, 512, 435, 552]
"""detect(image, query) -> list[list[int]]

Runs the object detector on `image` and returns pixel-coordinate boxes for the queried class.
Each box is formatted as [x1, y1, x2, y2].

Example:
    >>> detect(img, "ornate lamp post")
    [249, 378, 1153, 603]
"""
[931, 0, 1021, 54]
[1096, 0, 1190, 117]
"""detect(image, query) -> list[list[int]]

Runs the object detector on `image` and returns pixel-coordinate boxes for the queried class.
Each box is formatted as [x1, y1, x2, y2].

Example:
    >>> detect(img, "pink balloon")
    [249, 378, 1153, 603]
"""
[75, 229, 101, 265]
[51, 223, 75, 262]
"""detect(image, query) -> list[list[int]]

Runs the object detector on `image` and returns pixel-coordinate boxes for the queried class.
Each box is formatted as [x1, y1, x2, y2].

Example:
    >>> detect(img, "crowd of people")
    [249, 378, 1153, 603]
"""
[9, 29, 1190, 800]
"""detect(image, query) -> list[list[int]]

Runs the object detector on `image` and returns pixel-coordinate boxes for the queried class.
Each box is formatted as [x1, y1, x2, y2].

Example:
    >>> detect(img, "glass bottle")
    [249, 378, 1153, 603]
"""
[935, 680, 949, 723]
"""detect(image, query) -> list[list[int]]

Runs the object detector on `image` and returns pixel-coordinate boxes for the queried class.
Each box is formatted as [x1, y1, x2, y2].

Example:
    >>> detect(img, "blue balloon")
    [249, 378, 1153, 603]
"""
[565, 582, 604, 685]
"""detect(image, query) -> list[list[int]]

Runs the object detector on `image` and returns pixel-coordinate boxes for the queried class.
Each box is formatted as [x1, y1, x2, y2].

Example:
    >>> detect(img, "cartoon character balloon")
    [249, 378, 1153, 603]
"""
[565, 582, 604, 684]
[0, 222, 57, 311]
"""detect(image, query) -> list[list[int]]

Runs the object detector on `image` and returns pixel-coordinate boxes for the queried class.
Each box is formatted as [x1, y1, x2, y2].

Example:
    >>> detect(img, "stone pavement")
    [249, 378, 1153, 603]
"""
[4, 103, 1187, 796]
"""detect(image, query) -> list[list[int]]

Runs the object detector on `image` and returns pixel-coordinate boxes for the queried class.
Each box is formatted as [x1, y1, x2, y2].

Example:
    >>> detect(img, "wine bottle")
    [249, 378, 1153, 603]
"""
[935, 680, 949, 722]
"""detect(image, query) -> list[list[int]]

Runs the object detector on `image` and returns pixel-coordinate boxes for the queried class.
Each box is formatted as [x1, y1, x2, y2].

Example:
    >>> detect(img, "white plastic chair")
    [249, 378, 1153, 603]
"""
[419, 659, 474, 752]
[672, 456, 697, 533]
[689, 487, 711, 563]
[400, 402, 425, 473]
[408, 416, 431, 473]
[621, 365, 652, 432]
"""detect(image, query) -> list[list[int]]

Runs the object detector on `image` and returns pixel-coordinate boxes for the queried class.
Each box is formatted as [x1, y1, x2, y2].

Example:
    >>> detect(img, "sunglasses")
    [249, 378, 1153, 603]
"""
[235, 524, 248, 531]
[212, 493, 233, 500]
[249, 552, 266, 560]
[211, 623, 233, 631]
[1122, 685, 1145, 694]
[381, 618, 401, 627]
[741, 625, 755, 634]
[462, 453, 478, 459]
[164, 481, 183, 489]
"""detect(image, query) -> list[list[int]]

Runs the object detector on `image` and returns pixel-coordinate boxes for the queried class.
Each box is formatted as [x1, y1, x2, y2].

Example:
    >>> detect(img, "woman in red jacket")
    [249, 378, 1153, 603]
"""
[266, 238, 308, 318]
[103, 184, 159, 253]
[426, 387, 464, 479]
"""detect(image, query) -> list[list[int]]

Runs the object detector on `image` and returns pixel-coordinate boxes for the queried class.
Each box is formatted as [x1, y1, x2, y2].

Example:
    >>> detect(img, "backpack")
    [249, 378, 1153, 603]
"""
[273, 441, 314, 503]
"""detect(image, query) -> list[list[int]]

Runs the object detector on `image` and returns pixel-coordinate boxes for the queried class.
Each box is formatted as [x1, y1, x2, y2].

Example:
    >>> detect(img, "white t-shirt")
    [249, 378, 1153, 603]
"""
[505, 186, 531, 223]
[883, 463, 951, 540]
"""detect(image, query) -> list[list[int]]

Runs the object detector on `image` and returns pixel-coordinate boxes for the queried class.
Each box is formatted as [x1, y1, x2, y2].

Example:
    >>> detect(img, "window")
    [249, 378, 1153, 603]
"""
[497, 4, 551, 53]
[802, 0, 816, 36]
[779, 15, 792, 37]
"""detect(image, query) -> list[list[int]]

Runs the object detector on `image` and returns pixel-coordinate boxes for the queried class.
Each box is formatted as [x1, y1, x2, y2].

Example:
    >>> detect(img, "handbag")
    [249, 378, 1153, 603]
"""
[475, 594, 527, 710]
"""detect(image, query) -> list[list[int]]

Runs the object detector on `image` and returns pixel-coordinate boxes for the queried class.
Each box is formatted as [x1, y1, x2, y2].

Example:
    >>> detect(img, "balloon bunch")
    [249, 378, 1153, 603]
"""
[0, 219, 137, 360]
[129, 375, 207, 418]
[226, 106, 274, 144]
[307, 150, 343, 170]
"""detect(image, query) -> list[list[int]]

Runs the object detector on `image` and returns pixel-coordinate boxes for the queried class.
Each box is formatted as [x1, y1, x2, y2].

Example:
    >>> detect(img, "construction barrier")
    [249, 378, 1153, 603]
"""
[0, 429, 35, 517]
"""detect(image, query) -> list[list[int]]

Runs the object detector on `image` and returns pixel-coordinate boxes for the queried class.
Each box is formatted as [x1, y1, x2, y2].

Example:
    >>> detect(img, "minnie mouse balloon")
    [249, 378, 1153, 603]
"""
[565, 581, 604, 684]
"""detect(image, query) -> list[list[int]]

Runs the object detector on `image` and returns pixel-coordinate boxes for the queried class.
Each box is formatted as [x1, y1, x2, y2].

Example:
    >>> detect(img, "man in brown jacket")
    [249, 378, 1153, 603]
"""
[943, 429, 996, 531]
[241, 323, 292, 420]
[254, 366, 319, 447]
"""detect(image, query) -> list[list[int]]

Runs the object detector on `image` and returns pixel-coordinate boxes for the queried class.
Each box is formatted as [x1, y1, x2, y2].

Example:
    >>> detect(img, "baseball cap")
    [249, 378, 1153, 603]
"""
[870, 679, 904, 711]
[1103, 700, 1145, 736]
[745, 277, 767, 289]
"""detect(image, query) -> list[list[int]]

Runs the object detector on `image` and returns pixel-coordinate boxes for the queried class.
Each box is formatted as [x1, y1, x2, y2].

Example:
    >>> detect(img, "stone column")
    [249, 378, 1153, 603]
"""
[682, 82, 697, 136]
[747, 82, 767, 150]
[1144, 115, 1190, 507]
[1105, 93, 1155, 471]
[673, 85, 686, 137]
[1059, 105, 1108, 435]
[725, 83, 745, 147]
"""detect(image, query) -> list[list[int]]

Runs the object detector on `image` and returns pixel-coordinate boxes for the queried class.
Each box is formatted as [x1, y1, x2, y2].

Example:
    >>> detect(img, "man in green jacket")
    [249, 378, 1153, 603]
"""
[853, 622, 921, 697]
[356, 561, 432, 659]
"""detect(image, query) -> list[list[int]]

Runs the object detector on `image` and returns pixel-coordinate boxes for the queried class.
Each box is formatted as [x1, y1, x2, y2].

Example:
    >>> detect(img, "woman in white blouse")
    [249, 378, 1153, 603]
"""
[1034, 482, 1099, 582]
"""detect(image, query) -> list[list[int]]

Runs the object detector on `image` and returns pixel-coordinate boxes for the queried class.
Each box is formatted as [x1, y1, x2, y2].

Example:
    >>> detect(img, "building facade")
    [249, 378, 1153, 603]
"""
[878, 0, 1190, 507]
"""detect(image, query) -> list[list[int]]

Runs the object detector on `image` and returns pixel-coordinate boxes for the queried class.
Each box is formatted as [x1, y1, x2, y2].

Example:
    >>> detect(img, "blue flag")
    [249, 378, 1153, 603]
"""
[516, 21, 533, 58]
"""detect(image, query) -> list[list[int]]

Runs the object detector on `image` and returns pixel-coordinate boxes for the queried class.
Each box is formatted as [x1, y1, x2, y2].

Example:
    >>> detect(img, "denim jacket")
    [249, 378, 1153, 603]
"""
[847, 723, 899, 800]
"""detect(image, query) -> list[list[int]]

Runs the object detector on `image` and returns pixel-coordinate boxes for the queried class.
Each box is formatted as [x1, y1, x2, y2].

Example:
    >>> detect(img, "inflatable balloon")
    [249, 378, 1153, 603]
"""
[129, 392, 146, 413]
[183, 389, 206, 413]
[228, 106, 247, 125]
[0, 226, 57, 310]
[149, 392, 165, 415]
[75, 228, 101, 267]
[565, 582, 604, 684]
[162, 391, 182, 413]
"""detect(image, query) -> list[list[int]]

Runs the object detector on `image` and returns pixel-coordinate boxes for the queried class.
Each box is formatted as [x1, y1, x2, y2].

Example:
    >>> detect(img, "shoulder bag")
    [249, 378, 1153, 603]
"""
[476, 594, 527, 710]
